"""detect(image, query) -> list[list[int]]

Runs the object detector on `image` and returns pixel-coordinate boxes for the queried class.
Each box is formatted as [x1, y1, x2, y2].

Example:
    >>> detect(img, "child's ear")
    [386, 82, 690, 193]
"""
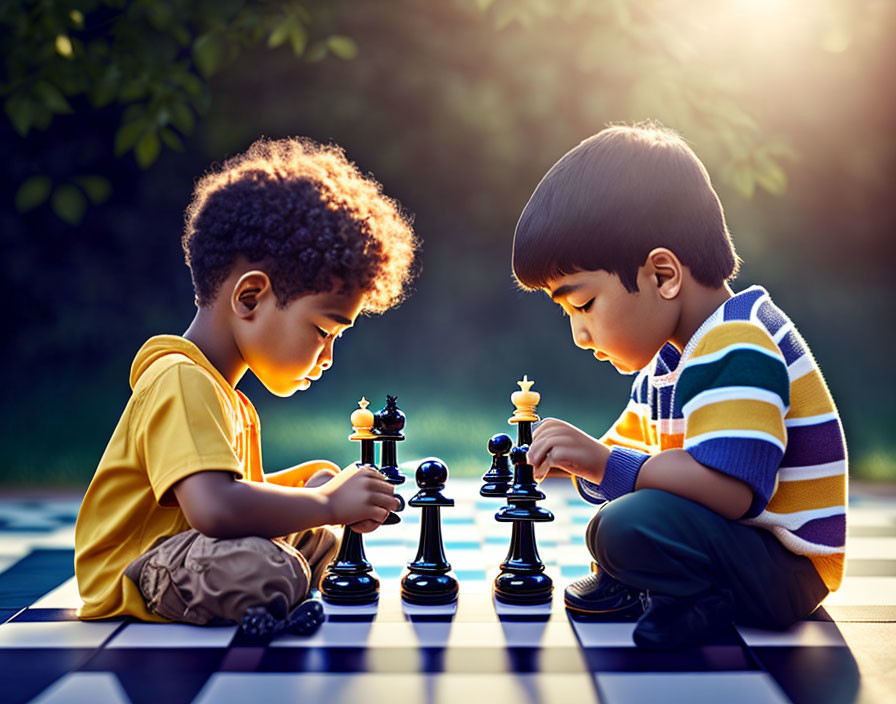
[231, 270, 273, 318]
[645, 248, 682, 300]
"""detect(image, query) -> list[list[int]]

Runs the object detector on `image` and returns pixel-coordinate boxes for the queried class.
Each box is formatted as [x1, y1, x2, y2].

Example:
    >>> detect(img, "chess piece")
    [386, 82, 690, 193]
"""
[320, 398, 381, 605]
[401, 458, 459, 605]
[374, 395, 406, 515]
[493, 445, 554, 605]
[508, 375, 540, 446]
[348, 396, 400, 525]
[480, 433, 513, 497]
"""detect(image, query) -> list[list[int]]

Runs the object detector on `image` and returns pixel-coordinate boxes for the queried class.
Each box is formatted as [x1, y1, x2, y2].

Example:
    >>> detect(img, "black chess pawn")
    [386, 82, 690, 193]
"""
[320, 398, 381, 605]
[481, 433, 513, 497]
[374, 395, 406, 517]
[401, 458, 459, 605]
[493, 445, 554, 605]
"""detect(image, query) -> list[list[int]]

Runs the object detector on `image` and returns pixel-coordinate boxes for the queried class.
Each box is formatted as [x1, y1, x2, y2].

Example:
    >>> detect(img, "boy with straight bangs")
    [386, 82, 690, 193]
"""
[513, 123, 846, 650]
[75, 137, 418, 640]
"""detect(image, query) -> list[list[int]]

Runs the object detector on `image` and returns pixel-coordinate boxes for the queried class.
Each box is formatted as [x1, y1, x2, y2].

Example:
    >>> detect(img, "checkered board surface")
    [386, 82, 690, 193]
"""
[1, 479, 894, 704]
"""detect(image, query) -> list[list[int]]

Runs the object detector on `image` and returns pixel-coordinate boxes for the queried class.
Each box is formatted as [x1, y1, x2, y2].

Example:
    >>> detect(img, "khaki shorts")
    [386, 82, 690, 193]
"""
[124, 526, 340, 626]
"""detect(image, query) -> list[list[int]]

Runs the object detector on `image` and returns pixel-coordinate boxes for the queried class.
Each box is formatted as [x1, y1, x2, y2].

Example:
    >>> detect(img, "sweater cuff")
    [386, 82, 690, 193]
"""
[600, 447, 649, 501]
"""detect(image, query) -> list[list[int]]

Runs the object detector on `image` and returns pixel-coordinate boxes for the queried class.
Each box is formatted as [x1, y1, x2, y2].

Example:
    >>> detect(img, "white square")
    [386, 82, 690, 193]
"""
[29, 672, 130, 704]
[595, 672, 791, 704]
[31, 577, 82, 609]
[106, 622, 237, 648]
[737, 620, 847, 646]
[0, 620, 121, 648]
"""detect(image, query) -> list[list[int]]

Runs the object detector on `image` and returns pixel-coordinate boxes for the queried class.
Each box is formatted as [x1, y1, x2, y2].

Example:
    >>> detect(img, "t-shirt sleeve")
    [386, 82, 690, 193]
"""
[135, 363, 244, 506]
[676, 321, 790, 517]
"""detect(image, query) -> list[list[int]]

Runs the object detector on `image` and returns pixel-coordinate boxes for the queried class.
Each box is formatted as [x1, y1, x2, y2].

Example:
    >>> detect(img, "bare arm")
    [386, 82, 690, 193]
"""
[171, 465, 399, 539]
[264, 460, 341, 487]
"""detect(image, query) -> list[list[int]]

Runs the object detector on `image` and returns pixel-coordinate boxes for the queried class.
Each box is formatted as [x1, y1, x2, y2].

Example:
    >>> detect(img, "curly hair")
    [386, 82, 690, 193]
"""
[183, 137, 419, 313]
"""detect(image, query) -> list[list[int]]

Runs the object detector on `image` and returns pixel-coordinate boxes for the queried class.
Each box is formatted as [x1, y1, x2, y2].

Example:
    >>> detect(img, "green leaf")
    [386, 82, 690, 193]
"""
[159, 127, 184, 152]
[91, 70, 119, 108]
[305, 41, 327, 63]
[172, 24, 192, 46]
[74, 175, 112, 205]
[268, 20, 293, 48]
[294, 5, 312, 23]
[4, 94, 32, 136]
[192, 33, 224, 78]
[326, 35, 357, 60]
[114, 120, 146, 156]
[14, 176, 53, 212]
[289, 23, 308, 55]
[55, 35, 74, 58]
[146, 3, 173, 31]
[730, 166, 756, 199]
[169, 102, 195, 133]
[135, 130, 161, 168]
[29, 102, 53, 130]
[33, 81, 73, 114]
[474, 0, 496, 10]
[51, 184, 87, 225]
[754, 155, 788, 195]
[119, 79, 146, 102]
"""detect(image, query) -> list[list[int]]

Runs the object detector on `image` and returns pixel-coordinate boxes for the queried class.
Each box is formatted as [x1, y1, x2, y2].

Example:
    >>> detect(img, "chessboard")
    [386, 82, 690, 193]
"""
[2, 478, 895, 704]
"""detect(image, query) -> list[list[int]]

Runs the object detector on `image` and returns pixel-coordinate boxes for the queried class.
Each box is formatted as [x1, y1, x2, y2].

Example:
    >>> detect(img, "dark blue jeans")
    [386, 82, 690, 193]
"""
[586, 489, 830, 629]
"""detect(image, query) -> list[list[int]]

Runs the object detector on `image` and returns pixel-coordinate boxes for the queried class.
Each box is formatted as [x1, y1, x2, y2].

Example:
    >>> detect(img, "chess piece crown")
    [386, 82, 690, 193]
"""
[508, 375, 540, 425]
[350, 397, 377, 441]
[374, 394, 406, 439]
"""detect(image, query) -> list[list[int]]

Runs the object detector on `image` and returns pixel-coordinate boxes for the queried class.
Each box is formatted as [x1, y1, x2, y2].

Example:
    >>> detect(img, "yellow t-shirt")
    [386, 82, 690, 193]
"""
[74, 335, 265, 621]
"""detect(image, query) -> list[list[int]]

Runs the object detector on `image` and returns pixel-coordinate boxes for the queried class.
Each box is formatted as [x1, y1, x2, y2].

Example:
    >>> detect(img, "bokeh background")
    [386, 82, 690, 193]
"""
[3, 0, 894, 488]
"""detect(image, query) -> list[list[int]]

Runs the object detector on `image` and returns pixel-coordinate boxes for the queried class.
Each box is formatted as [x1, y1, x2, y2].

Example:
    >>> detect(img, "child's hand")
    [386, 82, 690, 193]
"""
[304, 467, 338, 488]
[529, 418, 609, 483]
[317, 464, 400, 528]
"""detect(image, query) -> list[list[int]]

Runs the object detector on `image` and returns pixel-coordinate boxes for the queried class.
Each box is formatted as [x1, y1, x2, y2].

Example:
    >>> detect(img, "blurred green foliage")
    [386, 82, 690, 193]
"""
[2, 0, 894, 487]
[2, 0, 357, 223]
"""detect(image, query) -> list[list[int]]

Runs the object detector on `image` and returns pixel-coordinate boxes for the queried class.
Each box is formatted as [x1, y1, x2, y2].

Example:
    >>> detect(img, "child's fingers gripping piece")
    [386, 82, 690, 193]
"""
[348, 518, 385, 534]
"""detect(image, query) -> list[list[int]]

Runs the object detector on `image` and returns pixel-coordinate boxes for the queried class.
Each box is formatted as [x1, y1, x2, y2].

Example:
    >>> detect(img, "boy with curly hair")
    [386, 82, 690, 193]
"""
[514, 124, 846, 650]
[75, 137, 418, 640]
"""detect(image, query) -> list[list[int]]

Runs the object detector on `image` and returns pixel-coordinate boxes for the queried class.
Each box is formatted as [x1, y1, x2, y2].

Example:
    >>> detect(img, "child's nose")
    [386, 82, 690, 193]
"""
[318, 338, 335, 369]
[571, 318, 592, 350]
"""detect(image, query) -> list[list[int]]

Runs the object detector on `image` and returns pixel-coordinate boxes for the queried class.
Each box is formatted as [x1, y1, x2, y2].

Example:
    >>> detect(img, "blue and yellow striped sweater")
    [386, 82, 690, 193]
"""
[577, 286, 847, 591]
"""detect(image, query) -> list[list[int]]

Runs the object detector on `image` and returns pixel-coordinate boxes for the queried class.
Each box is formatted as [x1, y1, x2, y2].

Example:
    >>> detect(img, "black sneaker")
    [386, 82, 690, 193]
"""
[236, 597, 325, 645]
[564, 569, 646, 621]
[633, 590, 734, 650]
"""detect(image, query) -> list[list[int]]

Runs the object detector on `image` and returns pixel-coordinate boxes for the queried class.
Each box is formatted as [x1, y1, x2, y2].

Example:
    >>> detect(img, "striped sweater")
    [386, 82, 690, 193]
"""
[576, 286, 847, 591]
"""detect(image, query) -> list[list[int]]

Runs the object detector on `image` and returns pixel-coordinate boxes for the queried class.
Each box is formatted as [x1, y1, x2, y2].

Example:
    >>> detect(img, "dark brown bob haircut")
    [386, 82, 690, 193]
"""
[512, 123, 740, 292]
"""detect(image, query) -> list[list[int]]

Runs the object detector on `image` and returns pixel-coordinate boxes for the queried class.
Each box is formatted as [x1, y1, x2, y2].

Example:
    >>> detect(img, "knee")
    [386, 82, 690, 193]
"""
[588, 491, 665, 573]
[317, 525, 341, 557]
[194, 537, 310, 601]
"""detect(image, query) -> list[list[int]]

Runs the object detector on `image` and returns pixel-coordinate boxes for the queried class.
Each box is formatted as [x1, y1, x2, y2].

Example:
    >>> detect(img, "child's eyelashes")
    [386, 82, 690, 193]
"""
[559, 298, 594, 318]
[315, 326, 345, 340]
